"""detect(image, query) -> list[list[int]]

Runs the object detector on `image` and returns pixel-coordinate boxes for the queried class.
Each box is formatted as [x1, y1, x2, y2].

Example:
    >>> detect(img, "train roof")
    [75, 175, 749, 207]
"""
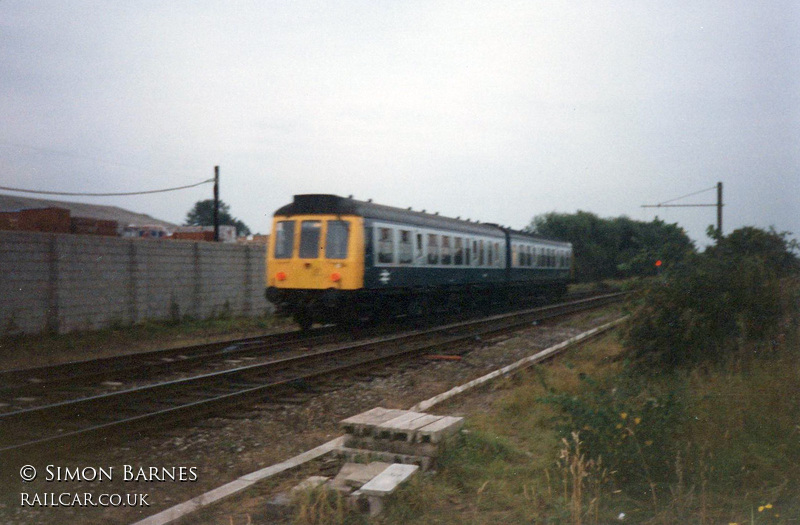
[274, 194, 571, 247]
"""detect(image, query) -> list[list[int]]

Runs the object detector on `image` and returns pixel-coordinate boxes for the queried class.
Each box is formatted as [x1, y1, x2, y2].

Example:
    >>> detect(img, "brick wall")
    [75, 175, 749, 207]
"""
[0, 231, 269, 334]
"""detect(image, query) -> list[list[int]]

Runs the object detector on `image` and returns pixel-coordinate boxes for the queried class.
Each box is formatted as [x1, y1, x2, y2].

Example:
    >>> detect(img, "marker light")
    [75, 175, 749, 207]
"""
[276, 272, 287, 281]
[331, 272, 341, 282]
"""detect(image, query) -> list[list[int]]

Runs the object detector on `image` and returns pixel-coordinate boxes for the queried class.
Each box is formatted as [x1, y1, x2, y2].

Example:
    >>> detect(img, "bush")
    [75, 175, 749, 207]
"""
[623, 227, 798, 371]
[543, 374, 686, 498]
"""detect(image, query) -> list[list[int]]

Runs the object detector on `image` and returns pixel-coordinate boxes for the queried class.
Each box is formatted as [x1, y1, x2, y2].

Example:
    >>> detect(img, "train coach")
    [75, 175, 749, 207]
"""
[266, 194, 573, 329]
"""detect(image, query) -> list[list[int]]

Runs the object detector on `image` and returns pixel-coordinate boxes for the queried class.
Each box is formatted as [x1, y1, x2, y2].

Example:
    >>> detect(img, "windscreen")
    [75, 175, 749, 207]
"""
[325, 221, 349, 259]
[273, 220, 295, 259]
[299, 220, 322, 258]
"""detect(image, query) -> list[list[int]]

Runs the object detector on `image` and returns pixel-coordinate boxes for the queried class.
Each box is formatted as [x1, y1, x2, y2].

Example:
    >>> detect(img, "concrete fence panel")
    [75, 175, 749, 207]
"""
[0, 231, 268, 334]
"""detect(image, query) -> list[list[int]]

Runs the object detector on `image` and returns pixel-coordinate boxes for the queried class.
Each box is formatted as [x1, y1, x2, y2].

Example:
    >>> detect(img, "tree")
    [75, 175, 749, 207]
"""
[529, 212, 694, 281]
[184, 199, 251, 236]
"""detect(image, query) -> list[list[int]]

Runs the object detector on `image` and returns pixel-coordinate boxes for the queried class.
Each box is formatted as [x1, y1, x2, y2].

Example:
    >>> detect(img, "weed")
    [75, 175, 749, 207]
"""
[291, 485, 349, 525]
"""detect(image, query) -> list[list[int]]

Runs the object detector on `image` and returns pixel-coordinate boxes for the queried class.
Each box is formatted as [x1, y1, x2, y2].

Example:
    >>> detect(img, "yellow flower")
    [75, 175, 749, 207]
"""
[765, 504, 773, 509]
[645, 440, 653, 446]
[620, 412, 628, 420]
[634, 417, 641, 425]
[615, 423, 623, 429]
[759, 506, 765, 512]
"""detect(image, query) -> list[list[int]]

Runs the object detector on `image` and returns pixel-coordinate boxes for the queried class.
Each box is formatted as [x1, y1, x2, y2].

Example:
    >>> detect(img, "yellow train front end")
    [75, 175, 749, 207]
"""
[266, 214, 364, 329]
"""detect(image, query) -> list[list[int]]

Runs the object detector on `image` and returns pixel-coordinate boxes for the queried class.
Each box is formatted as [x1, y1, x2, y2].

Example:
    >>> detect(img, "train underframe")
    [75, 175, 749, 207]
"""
[266, 281, 568, 330]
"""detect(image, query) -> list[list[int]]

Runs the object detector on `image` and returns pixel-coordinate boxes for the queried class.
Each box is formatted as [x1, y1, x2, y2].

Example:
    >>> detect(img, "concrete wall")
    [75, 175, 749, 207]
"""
[0, 231, 269, 334]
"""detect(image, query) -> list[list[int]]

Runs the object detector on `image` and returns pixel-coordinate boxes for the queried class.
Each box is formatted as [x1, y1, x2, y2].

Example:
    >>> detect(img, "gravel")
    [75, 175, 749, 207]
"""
[0, 308, 622, 525]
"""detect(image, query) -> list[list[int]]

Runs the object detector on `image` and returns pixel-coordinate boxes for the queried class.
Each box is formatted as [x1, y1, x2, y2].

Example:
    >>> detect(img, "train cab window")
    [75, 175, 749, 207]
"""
[441, 236, 452, 265]
[299, 221, 322, 258]
[454, 237, 464, 265]
[274, 220, 295, 259]
[427, 234, 439, 264]
[325, 221, 349, 259]
[378, 228, 394, 263]
[398, 230, 413, 264]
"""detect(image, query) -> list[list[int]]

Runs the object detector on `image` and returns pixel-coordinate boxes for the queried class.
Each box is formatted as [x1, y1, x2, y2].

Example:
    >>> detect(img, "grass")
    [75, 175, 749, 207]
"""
[0, 314, 292, 370]
[372, 324, 800, 524]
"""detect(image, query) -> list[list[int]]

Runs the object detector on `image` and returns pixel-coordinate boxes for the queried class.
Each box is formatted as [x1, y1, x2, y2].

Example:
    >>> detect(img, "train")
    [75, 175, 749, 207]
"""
[266, 194, 573, 329]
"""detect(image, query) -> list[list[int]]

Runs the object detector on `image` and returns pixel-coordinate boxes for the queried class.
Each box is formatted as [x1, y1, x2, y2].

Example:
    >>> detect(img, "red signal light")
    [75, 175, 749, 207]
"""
[655, 260, 662, 267]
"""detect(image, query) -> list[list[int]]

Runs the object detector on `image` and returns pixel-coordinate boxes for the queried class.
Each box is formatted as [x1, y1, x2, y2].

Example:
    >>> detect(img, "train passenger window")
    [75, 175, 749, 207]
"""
[494, 242, 501, 266]
[454, 238, 464, 265]
[441, 236, 452, 265]
[427, 234, 439, 264]
[416, 233, 424, 263]
[537, 247, 544, 267]
[472, 240, 478, 266]
[378, 228, 394, 263]
[325, 221, 349, 259]
[299, 221, 322, 258]
[398, 230, 413, 264]
[487, 242, 493, 266]
[274, 221, 295, 259]
[478, 240, 485, 266]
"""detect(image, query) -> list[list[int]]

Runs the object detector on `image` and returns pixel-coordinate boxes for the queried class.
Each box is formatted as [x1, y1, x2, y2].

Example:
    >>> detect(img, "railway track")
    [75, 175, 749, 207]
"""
[0, 325, 364, 409]
[0, 292, 626, 458]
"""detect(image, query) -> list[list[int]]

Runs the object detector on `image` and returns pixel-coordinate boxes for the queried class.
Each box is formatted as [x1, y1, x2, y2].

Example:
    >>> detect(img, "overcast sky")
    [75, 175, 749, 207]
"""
[1, 1, 798, 247]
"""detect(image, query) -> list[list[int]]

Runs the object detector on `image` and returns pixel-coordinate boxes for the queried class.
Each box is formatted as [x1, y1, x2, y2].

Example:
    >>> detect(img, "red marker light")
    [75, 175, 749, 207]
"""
[276, 272, 287, 281]
[331, 272, 341, 282]
[655, 260, 662, 267]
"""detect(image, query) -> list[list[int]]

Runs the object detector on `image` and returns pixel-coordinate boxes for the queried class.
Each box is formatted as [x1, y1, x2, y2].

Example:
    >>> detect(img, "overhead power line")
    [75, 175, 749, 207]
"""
[642, 182, 724, 238]
[656, 185, 718, 206]
[0, 178, 214, 197]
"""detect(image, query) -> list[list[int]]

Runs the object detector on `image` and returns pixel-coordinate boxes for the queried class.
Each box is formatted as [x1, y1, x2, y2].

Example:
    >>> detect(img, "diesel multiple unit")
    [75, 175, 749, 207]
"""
[266, 194, 572, 329]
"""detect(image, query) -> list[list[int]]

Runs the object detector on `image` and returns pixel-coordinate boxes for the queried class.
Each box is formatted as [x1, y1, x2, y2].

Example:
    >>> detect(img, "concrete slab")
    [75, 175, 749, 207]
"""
[344, 461, 392, 488]
[359, 463, 419, 496]
[379, 413, 442, 442]
[290, 476, 329, 495]
[417, 416, 465, 443]
[330, 462, 364, 491]
[372, 411, 427, 439]
[340, 407, 409, 436]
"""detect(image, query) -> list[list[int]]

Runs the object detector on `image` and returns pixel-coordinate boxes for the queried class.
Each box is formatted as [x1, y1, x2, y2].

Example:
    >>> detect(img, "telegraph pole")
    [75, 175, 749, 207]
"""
[716, 181, 722, 235]
[213, 166, 220, 242]
[642, 182, 724, 240]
